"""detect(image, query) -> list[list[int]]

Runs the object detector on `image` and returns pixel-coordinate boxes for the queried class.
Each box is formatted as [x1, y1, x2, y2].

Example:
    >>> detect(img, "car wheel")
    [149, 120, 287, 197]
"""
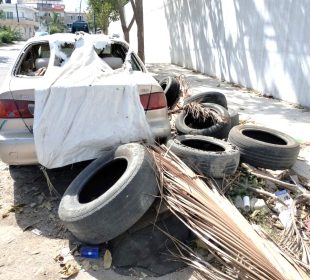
[175, 103, 231, 139]
[184, 91, 228, 109]
[159, 76, 181, 110]
[228, 108, 239, 128]
[228, 125, 300, 170]
[58, 143, 159, 244]
[167, 135, 240, 178]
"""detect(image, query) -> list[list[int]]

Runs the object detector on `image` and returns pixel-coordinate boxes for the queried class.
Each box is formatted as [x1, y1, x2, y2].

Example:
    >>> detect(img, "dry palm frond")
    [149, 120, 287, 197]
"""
[183, 102, 226, 124]
[149, 145, 308, 280]
[276, 194, 310, 272]
[176, 74, 191, 98]
[40, 166, 60, 198]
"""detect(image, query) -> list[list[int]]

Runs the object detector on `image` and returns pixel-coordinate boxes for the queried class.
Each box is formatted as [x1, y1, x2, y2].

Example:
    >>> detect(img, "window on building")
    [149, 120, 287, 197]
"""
[6, 12, 14, 19]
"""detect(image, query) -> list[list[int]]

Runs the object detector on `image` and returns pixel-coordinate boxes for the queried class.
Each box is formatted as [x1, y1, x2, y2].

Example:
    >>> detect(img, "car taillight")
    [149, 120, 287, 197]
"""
[139, 92, 167, 111]
[0, 99, 34, 118]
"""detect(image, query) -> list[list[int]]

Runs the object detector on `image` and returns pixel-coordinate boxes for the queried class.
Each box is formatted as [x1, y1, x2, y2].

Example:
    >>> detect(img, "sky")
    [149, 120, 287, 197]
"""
[63, 0, 88, 12]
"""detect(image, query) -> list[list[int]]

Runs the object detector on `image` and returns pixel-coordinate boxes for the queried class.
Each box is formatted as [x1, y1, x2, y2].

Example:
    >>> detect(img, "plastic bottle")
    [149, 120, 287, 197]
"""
[80, 246, 100, 259]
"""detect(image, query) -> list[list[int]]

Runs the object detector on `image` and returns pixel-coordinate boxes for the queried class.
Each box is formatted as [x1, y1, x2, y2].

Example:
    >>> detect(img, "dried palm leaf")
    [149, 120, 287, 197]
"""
[176, 74, 191, 98]
[183, 102, 226, 124]
[149, 145, 309, 280]
[277, 194, 310, 272]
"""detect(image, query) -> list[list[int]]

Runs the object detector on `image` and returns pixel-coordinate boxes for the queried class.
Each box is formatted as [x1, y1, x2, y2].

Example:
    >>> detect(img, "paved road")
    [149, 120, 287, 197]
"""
[0, 41, 25, 85]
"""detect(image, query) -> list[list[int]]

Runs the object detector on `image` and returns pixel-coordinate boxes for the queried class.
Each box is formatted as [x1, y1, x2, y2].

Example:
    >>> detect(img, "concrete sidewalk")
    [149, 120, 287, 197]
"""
[147, 63, 310, 181]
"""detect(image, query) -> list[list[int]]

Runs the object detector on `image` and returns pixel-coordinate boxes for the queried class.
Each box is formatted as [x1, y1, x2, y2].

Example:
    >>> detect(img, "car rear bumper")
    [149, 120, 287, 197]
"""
[0, 132, 38, 165]
[146, 108, 171, 140]
[0, 113, 171, 166]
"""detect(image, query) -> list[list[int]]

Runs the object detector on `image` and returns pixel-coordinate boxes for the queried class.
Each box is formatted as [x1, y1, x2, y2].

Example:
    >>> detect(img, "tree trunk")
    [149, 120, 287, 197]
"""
[134, 0, 145, 63]
[118, 1, 135, 44]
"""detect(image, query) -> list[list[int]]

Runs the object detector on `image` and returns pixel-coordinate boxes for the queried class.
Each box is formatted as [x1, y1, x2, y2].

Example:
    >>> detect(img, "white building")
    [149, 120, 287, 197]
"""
[0, 3, 39, 39]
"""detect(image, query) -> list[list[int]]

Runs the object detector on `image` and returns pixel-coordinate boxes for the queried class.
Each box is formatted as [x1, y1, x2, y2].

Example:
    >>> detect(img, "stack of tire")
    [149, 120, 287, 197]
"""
[169, 88, 241, 179]
[162, 77, 300, 177]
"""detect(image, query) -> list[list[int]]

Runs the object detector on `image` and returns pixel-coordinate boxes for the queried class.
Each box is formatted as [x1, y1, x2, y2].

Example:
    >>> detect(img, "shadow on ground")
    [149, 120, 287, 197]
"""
[10, 162, 90, 240]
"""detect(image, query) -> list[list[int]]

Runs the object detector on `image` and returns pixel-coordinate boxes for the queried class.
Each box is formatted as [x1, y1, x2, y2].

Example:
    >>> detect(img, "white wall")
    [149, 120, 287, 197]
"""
[111, 0, 310, 107]
[164, 0, 310, 107]
[109, 1, 171, 63]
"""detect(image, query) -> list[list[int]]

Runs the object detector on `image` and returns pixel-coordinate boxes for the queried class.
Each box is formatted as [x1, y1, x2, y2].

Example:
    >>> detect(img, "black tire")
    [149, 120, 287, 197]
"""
[184, 91, 228, 109]
[228, 125, 300, 170]
[159, 76, 181, 109]
[167, 135, 240, 178]
[228, 108, 239, 128]
[58, 143, 158, 244]
[175, 103, 231, 139]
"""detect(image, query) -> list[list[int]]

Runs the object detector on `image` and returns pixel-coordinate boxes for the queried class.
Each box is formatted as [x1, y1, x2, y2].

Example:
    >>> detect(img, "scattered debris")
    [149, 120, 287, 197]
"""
[31, 228, 42, 236]
[59, 260, 80, 279]
[103, 249, 112, 270]
[80, 246, 100, 259]
[2, 204, 25, 218]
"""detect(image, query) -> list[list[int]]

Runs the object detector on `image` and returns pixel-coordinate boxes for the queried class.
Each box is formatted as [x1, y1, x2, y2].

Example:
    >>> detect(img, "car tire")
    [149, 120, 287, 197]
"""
[58, 143, 158, 244]
[228, 108, 239, 128]
[184, 91, 228, 109]
[228, 125, 300, 170]
[167, 135, 240, 178]
[175, 103, 231, 139]
[159, 76, 181, 109]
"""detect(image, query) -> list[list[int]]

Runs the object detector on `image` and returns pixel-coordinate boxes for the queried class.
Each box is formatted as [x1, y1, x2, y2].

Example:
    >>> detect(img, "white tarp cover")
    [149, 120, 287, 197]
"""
[34, 34, 152, 168]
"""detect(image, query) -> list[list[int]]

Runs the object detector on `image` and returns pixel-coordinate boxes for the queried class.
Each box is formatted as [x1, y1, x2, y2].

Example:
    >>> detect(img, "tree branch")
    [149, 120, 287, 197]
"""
[128, 15, 135, 30]
[130, 0, 136, 15]
[241, 163, 309, 194]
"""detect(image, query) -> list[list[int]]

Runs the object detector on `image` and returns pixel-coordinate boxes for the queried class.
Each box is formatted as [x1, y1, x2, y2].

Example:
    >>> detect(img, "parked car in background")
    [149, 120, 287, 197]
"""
[71, 20, 89, 33]
[0, 33, 170, 165]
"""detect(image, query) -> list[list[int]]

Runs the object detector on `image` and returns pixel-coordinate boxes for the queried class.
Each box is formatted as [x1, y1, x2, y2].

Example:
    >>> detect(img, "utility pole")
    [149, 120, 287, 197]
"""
[93, 12, 96, 33]
[15, 3, 19, 22]
[79, 0, 82, 20]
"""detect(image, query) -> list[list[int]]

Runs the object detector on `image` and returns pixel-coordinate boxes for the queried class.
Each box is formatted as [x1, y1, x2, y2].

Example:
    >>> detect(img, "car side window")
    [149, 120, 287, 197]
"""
[15, 42, 50, 77]
[96, 42, 143, 71]
[54, 43, 75, 67]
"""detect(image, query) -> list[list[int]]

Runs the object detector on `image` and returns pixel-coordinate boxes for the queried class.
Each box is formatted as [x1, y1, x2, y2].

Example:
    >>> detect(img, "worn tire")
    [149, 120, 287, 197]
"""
[159, 76, 181, 109]
[184, 91, 228, 109]
[58, 143, 158, 244]
[175, 103, 231, 139]
[228, 125, 300, 170]
[228, 108, 239, 128]
[167, 135, 240, 178]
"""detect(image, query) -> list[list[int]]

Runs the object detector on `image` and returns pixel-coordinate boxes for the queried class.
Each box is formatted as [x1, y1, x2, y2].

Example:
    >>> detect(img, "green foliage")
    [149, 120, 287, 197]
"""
[0, 30, 13, 43]
[87, 0, 128, 33]
[49, 12, 65, 33]
[0, 26, 21, 44]
[49, 25, 61, 34]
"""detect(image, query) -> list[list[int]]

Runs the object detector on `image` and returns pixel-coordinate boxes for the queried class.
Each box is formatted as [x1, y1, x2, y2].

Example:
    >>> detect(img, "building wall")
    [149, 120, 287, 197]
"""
[0, 4, 39, 39]
[116, 0, 310, 107]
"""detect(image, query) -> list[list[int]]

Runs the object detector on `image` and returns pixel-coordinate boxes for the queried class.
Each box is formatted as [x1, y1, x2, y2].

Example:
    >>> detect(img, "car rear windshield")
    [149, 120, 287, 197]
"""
[54, 42, 143, 71]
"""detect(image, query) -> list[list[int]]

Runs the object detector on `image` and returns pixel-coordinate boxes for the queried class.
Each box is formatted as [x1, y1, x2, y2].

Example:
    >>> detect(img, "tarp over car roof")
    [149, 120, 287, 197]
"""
[33, 33, 152, 168]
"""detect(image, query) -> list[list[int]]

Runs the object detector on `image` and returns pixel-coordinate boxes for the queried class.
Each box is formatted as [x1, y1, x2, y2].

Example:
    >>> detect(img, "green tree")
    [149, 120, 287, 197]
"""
[88, 0, 119, 34]
[49, 12, 65, 34]
[88, 0, 145, 62]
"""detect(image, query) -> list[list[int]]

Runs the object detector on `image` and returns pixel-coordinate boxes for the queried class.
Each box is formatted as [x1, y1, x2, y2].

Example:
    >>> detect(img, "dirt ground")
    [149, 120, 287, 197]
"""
[1, 60, 310, 280]
[0, 160, 195, 280]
